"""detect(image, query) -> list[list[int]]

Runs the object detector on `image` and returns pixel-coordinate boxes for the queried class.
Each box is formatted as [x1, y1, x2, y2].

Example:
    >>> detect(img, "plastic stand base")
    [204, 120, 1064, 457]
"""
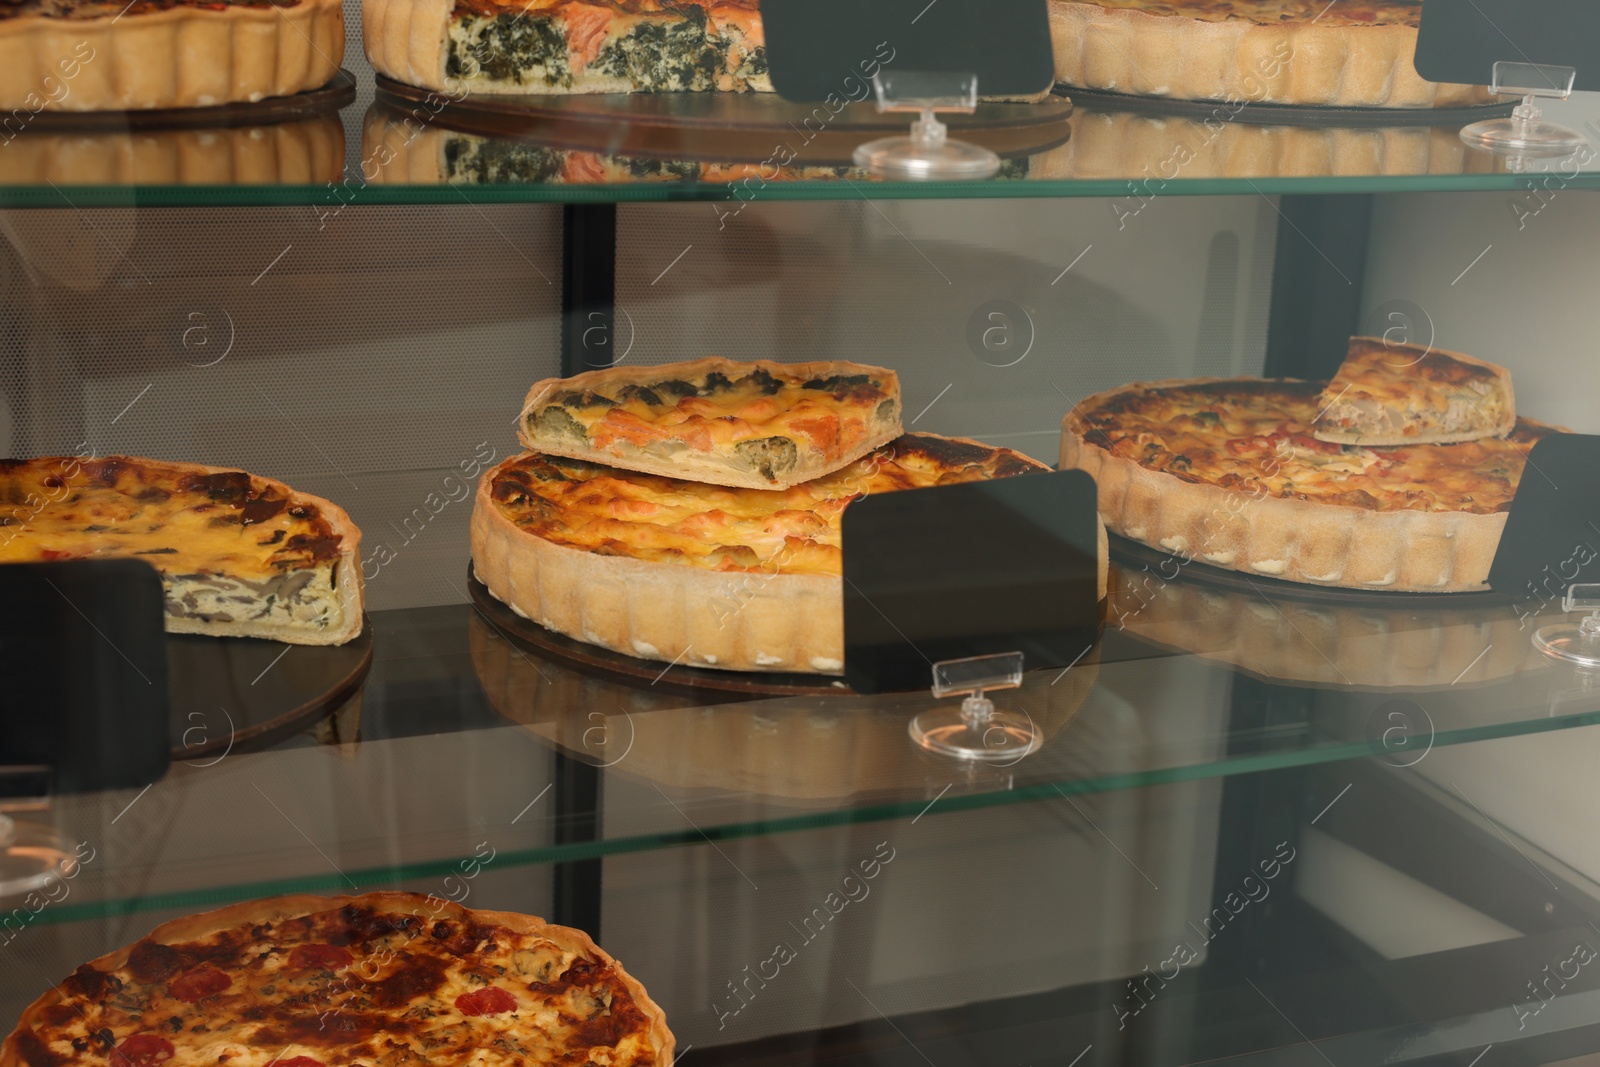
[908, 694, 1040, 762]
[1534, 624, 1600, 669]
[0, 814, 74, 899]
[1461, 95, 1586, 157]
[852, 134, 1000, 180]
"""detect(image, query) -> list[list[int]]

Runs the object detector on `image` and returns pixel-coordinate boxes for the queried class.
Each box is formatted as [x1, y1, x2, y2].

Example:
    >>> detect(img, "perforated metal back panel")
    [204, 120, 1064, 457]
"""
[0, 204, 562, 610]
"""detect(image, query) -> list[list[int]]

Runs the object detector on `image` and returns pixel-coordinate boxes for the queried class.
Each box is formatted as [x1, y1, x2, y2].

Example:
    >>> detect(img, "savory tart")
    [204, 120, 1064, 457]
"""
[364, 0, 770, 95]
[0, 455, 363, 644]
[1061, 378, 1560, 592]
[0, 0, 343, 111]
[470, 433, 1072, 674]
[1311, 337, 1515, 446]
[518, 358, 902, 490]
[1048, 0, 1492, 108]
[0, 892, 673, 1067]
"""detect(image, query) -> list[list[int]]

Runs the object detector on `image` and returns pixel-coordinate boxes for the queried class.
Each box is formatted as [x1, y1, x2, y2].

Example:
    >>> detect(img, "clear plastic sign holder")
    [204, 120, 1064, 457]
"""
[1535, 583, 1600, 669]
[853, 70, 1001, 181]
[908, 651, 1039, 761]
[1461, 61, 1586, 155]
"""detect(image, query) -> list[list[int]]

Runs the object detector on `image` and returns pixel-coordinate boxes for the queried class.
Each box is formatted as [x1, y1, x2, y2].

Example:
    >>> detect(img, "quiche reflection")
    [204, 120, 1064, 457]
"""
[468, 610, 1097, 803]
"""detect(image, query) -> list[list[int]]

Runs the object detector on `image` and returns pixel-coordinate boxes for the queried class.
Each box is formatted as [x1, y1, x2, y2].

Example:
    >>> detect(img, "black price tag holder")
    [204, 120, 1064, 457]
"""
[759, 0, 1054, 181]
[1487, 434, 1600, 668]
[1415, 1, 1595, 156]
[841, 470, 1101, 761]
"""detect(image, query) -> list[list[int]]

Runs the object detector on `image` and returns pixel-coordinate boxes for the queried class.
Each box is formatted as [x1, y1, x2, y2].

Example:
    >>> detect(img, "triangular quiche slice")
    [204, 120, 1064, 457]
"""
[518, 357, 903, 490]
[1311, 337, 1516, 446]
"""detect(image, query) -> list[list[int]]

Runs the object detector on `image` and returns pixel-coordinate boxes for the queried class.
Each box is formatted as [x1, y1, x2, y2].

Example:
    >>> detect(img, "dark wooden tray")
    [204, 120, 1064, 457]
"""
[167, 621, 373, 762]
[25, 70, 357, 132]
[1058, 85, 1518, 127]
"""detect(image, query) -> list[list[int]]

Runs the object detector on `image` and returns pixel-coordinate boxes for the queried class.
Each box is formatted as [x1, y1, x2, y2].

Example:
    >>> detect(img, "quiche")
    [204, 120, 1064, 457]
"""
[0, 0, 343, 111]
[1048, 1, 1492, 109]
[363, 0, 770, 94]
[0, 455, 363, 644]
[1061, 378, 1561, 592]
[518, 358, 902, 490]
[0, 892, 673, 1067]
[470, 433, 1079, 674]
[1312, 337, 1515, 446]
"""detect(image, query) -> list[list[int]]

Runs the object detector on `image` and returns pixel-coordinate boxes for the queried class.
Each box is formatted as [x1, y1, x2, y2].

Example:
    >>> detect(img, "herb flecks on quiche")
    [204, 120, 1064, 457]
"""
[1061, 377, 1561, 592]
[1312, 337, 1515, 446]
[0, 892, 673, 1067]
[1047, 0, 1492, 108]
[0, 456, 363, 644]
[518, 358, 903, 490]
[364, 0, 771, 95]
[470, 433, 1049, 673]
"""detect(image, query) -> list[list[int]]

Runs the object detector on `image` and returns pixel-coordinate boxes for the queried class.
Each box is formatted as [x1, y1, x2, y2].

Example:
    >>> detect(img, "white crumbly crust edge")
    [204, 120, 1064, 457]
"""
[0, 115, 344, 183]
[0, 891, 674, 1067]
[517, 357, 904, 490]
[0, 0, 343, 111]
[1048, 1, 1492, 108]
[1311, 337, 1517, 446]
[363, 0, 773, 95]
[1060, 378, 1506, 593]
[472, 445, 1109, 674]
[1108, 566, 1546, 690]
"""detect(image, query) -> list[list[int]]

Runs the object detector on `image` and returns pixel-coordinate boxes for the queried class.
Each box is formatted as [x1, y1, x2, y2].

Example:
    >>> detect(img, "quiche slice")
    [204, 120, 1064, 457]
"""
[471, 433, 1096, 674]
[1048, 0, 1491, 108]
[518, 358, 903, 490]
[0, 0, 343, 111]
[1312, 337, 1516, 446]
[0, 456, 363, 644]
[364, 0, 771, 94]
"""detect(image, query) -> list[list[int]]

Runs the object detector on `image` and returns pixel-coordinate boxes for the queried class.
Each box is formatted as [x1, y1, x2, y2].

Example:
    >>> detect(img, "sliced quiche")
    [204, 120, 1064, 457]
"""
[1311, 337, 1516, 446]
[0, 456, 363, 644]
[518, 358, 903, 489]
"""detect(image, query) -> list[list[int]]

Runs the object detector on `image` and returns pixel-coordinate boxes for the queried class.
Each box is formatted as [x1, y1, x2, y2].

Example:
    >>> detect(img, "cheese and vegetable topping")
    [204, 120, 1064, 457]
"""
[490, 433, 1047, 575]
[8, 900, 661, 1067]
[446, 0, 768, 92]
[0, 0, 298, 17]
[0, 456, 347, 635]
[1312, 339, 1512, 444]
[1071, 380, 1551, 514]
[1082, 0, 1423, 26]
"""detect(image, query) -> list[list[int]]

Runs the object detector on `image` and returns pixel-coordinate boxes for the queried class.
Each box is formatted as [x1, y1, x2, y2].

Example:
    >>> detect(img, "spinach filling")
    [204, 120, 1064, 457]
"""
[591, 7, 727, 92]
[447, 14, 570, 87]
[444, 139, 563, 184]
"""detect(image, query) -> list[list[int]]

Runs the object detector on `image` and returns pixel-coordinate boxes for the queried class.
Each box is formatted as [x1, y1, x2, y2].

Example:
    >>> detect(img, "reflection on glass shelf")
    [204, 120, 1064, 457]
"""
[3, 90, 1596, 205]
[13, 595, 1600, 927]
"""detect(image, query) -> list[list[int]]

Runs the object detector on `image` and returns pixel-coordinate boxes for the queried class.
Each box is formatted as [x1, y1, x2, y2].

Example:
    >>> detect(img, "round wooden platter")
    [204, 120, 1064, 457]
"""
[23, 70, 357, 133]
[375, 76, 1073, 163]
[1058, 85, 1518, 128]
[1109, 533, 1512, 608]
[166, 620, 373, 761]
[467, 566, 855, 698]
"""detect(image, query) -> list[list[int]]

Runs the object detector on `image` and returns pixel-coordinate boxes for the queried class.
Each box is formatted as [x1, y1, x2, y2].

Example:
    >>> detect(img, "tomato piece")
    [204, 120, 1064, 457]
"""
[274, 1058, 326, 1067]
[456, 987, 518, 1016]
[288, 944, 352, 972]
[112, 1034, 174, 1067]
[168, 965, 230, 1002]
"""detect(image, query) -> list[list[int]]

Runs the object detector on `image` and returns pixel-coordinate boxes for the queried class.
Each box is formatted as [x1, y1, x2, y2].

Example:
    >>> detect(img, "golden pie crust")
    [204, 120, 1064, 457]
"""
[1060, 378, 1559, 593]
[1048, 0, 1492, 108]
[471, 434, 1104, 675]
[0, 0, 343, 111]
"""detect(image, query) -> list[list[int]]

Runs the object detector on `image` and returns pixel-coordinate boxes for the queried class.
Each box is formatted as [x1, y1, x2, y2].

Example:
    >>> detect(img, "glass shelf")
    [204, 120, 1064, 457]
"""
[17, 582, 1600, 929]
[3, 89, 1596, 207]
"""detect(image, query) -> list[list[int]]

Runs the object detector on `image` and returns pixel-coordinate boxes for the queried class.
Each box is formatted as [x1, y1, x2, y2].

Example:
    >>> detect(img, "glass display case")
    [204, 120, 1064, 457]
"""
[5, 5, 1600, 1066]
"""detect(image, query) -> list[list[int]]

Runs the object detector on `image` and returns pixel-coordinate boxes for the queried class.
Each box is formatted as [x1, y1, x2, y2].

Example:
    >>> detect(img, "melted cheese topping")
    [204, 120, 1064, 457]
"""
[1315, 339, 1510, 441]
[0, 457, 339, 580]
[489, 433, 1047, 575]
[0, 0, 298, 19]
[13, 899, 661, 1067]
[1084, 0, 1421, 26]
[1071, 380, 1552, 514]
